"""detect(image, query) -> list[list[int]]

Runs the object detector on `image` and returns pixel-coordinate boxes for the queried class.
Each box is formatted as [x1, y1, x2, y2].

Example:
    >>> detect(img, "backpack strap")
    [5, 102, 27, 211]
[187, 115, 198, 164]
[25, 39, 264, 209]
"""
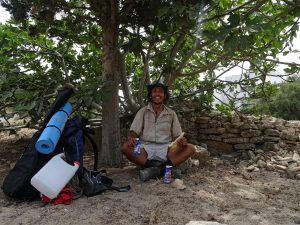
[98, 169, 131, 192]
[105, 184, 131, 192]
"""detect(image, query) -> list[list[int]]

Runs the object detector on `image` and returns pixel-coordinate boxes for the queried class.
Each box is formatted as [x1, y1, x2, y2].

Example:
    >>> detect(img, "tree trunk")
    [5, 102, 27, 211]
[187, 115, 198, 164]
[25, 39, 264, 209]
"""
[99, 1, 121, 167]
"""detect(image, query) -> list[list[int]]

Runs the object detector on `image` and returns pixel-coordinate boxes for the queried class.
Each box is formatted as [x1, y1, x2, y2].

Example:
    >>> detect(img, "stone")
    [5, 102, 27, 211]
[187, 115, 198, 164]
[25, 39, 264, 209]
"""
[205, 140, 233, 154]
[240, 123, 258, 130]
[259, 123, 274, 130]
[292, 152, 300, 163]
[234, 143, 255, 150]
[11, 149, 18, 154]
[266, 162, 275, 171]
[223, 137, 249, 144]
[279, 141, 287, 148]
[222, 122, 231, 129]
[253, 167, 260, 172]
[199, 143, 208, 149]
[239, 160, 249, 167]
[263, 142, 279, 151]
[248, 150, 256, 160]
[279, 161, 289, 166]
[264, 136, 281, 142]
[221, 133, 240, 138]
[295, 174, 300, 180]
[242, 151, 250, 160]
[198, 123, 209, 129]
[10, 162, 16, 169]
[246, 165, 255, 172]
[198, 134, 208, 140]
[209, 120, 222, 128]
[264, 129, 281, 137]
[171, 179, 186, 190]
[231, 122, 244, 129]
[280, 129, 298, 141]
[193, 146, 210, 163]
[285, 121, 300, 128]
[207, 135, 222, 142]
[213, 159, 224, 166]
[191, 159, 200, 167]
[275, 124, 285, 131]
[198, 128, 226, 134]
[257, 160, 267, 168]
[220, 152, 242, 161]
[226, 128, 240, 133]
[186, 221, 227, 225]
[250, 136, 264, 144]
[241, 129, 261, 137]
[255, 149, 264, 154]
[288, 162, 299, 169]
[231, 113, 242, 123]
[196, 117, 210, 124]
[285, 140, 299, 145]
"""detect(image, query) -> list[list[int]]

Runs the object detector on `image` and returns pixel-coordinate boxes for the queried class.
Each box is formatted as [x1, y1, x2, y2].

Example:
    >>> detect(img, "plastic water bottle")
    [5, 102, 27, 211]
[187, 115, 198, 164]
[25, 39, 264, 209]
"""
[134, 138, 141, 156]
[30, 153, 80, 199]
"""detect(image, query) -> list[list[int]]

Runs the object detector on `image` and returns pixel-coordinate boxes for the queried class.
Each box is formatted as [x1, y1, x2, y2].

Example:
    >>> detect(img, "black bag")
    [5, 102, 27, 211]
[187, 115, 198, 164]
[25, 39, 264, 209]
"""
[81, 168, 130, 197]
[1, 87, 73, 201]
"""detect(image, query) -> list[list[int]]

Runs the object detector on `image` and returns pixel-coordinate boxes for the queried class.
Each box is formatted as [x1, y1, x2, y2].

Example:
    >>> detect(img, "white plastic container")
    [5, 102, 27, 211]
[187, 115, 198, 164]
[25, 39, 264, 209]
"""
[30, 153, 80, 199]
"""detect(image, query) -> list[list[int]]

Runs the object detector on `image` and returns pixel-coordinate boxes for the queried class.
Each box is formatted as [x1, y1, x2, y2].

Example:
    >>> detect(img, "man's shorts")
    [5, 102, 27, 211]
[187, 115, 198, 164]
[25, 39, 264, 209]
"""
[140, 143, 169, 161]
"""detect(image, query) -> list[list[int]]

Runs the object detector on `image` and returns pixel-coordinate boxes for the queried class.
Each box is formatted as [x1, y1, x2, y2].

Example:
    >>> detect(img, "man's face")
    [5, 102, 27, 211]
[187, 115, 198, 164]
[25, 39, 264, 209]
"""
[151, 87, 165, 104]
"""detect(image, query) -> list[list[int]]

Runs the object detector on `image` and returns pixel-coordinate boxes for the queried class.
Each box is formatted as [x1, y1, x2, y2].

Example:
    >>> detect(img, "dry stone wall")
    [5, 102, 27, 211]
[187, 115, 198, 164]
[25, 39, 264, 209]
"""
[177, 111, 300, 180]
[177, 112, 300, 155]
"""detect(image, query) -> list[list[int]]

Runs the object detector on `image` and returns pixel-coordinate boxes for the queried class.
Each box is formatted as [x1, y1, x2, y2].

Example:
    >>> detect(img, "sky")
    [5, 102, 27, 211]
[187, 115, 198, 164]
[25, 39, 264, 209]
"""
[1, 6, 299, 78]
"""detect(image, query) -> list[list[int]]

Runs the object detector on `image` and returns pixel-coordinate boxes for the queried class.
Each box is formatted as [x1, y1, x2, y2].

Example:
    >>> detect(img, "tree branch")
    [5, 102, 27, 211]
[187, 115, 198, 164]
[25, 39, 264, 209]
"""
[200, 0, 257, 24]
[242, 0, 269, 20]
[170, 33, 186, 61]
[138, 40, 154, 105]
[174, 53, 229, 79]
[118, 51, 139, 113]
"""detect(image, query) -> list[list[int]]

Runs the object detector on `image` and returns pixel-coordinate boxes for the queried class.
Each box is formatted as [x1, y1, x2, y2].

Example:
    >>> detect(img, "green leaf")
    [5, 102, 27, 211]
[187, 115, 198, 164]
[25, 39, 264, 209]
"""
[157, 7, 169, 18]
[292, 8, 300, 17]
[239, 35, 251, 49]
[223, 35, 238, 55]
[14, 89, 26, 100]
[172, 2, 186, 14]
[228, 14, 240, 27]
[1, 91, 13, 101]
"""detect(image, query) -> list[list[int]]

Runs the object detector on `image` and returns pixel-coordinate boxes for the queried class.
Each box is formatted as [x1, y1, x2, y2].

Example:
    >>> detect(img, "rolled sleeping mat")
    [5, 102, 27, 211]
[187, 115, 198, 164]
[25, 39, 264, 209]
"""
[35, 102, 72, 154]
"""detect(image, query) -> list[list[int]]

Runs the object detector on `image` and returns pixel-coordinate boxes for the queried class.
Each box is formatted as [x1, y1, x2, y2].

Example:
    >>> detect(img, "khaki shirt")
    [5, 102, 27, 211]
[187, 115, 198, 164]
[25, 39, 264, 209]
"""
[130, 103, 182, 144]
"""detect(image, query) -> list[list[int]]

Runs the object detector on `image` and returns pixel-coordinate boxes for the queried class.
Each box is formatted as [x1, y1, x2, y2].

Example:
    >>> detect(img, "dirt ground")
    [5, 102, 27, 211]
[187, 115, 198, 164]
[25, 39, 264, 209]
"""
[0, 129, 300, 225]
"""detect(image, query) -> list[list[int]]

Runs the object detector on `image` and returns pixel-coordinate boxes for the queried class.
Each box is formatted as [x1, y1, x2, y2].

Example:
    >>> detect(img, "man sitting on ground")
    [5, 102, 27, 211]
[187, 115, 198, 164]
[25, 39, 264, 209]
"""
[121, 82, 195, 181]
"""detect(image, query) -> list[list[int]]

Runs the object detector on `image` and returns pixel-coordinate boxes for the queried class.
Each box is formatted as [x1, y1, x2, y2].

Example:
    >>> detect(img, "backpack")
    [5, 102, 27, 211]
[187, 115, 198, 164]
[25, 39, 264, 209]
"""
[63, 115, 98, 176]
[63, 116, 130, 197]
[1, 87, 73, 201]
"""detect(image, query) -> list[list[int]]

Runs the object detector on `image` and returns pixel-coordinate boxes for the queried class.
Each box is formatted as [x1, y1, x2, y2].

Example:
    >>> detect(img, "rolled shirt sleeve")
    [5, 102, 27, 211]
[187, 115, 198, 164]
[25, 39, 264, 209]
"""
[171, 111, 182, 139]
[129, 107, 146, 136]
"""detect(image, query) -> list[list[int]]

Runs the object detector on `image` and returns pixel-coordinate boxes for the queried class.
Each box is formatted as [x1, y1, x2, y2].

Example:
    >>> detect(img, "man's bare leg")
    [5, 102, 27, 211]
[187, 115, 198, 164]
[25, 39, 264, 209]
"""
[121, 142, 148, 166]
[167, 144, 195, 166]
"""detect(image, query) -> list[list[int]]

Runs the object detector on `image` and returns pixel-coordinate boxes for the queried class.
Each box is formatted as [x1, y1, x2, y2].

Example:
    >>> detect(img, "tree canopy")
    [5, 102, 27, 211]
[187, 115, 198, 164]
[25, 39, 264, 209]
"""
[242, 76, 300, 120]
[1, 0, 300, 165]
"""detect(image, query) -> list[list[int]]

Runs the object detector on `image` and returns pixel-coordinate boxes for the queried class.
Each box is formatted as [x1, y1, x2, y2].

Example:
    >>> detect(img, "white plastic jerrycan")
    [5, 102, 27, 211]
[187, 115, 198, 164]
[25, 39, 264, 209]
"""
[31, 153, 80, 199]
